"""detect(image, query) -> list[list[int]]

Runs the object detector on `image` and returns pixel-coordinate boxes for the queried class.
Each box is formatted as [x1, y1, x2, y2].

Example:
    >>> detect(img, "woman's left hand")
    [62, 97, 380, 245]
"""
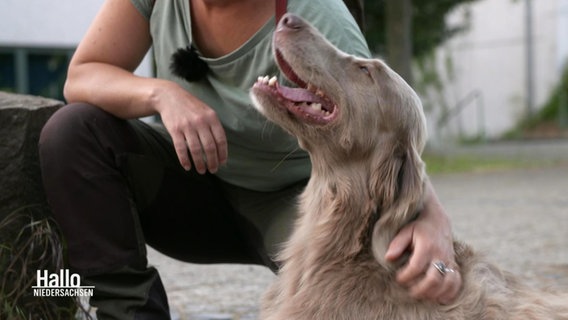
[384, 181, 462, 304]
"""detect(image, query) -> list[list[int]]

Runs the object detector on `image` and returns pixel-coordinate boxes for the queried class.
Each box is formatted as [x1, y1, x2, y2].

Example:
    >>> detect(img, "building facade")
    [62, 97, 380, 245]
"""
[0, 0, 152, 101]
[428, 0, 568, 141]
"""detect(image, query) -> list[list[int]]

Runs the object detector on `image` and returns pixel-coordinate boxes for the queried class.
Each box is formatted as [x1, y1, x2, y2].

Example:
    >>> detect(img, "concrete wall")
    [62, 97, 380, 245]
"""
[426, 0, 568, 141]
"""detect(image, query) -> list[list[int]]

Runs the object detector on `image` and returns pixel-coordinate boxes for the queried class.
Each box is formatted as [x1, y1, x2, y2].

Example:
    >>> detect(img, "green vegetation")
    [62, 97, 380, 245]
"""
[423, 154, 525, 174]
[422, 152, 563, 175]
[504, 64, 568, 139]
[363, 0, 479, 59]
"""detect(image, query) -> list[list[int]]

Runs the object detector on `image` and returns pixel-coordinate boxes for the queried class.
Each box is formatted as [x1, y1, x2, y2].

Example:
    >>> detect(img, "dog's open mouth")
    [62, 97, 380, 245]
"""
[253, 50, 338, 125]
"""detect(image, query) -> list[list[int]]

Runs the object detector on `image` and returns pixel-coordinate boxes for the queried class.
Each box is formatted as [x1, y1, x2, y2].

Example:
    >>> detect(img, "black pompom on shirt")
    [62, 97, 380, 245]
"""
[169, 45, 210, 82]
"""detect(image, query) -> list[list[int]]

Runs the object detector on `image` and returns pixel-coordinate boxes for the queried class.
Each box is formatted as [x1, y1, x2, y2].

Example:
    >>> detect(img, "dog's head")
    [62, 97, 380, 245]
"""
[251, 14, 427, 166]
[252, 14, 429, 266]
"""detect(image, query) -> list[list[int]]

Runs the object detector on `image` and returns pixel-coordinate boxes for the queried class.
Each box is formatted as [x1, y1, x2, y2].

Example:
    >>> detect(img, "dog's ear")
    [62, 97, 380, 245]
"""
[397, 145, 425, 209]
[369, 141, 426, 270]
[369, 140, 424, 209]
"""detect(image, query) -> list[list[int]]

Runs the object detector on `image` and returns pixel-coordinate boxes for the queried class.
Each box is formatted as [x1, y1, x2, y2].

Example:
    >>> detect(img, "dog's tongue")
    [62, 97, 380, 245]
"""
[278, 86, 324, 104]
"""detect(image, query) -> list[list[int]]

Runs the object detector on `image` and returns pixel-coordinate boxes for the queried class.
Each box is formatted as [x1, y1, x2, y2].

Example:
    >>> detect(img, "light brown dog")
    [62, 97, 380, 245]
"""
[250, 13, 568, 320]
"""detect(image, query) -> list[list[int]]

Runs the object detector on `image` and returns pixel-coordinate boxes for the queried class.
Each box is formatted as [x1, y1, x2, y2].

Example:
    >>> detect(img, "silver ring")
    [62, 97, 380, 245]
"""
[432, 261, 455, 276]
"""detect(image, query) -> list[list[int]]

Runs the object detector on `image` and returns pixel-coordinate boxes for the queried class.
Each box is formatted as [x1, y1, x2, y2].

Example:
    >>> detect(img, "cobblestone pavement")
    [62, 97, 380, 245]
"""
[148, 163, 568, 320]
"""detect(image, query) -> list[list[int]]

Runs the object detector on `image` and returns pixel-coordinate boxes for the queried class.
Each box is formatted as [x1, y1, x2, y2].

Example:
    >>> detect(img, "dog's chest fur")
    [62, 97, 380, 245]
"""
[260, 171, 437, 320]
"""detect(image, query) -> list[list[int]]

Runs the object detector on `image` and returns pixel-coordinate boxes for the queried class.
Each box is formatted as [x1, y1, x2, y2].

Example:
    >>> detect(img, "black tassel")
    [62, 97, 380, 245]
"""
[169, 44, 209, 82]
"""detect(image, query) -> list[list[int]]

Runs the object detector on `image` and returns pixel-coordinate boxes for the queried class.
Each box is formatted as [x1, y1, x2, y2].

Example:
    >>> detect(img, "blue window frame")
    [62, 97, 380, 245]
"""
[0, 47, 73, 101]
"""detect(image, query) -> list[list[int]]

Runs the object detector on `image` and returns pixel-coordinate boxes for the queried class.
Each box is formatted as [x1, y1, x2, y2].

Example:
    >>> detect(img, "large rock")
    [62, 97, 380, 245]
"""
[0, 92, 76, 319]
[0, 92, 63, 220]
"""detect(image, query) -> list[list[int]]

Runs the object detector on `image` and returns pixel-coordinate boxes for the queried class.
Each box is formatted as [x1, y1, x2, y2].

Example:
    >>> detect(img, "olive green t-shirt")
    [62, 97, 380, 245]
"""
[130, 0, 371, 191]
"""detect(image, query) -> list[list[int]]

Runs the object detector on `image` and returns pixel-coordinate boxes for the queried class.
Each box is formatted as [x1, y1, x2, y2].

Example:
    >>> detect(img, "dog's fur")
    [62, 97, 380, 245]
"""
[250, 13, 568, 320]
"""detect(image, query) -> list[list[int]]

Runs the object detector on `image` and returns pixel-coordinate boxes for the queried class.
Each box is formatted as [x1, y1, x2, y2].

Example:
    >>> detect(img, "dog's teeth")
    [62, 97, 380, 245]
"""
[311, 103, 322, 111]
[316, 89, 325, 98]
[263, 76, 270, 84]
[269, 76, 277, 86]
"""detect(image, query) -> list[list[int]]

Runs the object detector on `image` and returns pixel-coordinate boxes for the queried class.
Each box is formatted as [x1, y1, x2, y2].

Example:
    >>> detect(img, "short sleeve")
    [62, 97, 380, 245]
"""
[130, 0, 154, 20]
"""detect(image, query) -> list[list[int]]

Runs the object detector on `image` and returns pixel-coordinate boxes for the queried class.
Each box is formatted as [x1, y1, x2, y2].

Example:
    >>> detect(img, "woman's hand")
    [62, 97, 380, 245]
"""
[63, 0, 227, 175]
[385, 181, 462, 304]
[154, 82, 228, 174]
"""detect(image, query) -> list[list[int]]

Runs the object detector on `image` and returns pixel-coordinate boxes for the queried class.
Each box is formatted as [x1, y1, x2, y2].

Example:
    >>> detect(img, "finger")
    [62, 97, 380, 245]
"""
[437, 268, 462, 304]
[396, 245, 430, 286]
[172, 131, 192, 171]
[197, 129, 220, 174]
[185, 130, 207, 174]
[211, 124, 228, 166]
[385, 224, 414, 262]
[408, 262, 444, 300]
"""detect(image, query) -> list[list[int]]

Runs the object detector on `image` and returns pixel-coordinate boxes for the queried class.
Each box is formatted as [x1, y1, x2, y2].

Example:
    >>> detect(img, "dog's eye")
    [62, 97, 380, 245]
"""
[359, 66, 372, 79]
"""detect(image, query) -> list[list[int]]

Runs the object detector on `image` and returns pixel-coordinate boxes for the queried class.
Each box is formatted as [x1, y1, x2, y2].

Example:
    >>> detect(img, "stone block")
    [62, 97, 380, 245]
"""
[0, 92, 76, 319]
[0, 91, 63, 221]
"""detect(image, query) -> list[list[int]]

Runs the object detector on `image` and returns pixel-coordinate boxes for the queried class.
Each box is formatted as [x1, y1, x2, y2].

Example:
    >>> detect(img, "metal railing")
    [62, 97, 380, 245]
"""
[437, 90, 486, 141]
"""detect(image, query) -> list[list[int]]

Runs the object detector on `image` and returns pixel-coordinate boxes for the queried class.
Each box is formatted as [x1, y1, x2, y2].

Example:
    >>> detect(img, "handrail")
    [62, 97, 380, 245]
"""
[437, 90, 486, 140]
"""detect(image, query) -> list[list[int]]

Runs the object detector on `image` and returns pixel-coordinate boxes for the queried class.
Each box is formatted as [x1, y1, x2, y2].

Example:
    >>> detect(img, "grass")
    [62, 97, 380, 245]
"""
[422, 153, 550, 175]
[0, 206, 87, 320]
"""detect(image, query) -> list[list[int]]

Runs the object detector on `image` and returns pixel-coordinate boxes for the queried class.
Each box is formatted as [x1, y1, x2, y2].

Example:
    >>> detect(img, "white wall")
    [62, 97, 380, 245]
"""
[558, 0, 568, 70]
[426, 0, 567, 141]
[0, 0, 153, 77]
[0, 0, 104, 47]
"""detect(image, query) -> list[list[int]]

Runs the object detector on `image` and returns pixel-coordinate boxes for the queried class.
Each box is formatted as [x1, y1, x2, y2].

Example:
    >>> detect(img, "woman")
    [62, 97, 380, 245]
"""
[39, 0, 461, 318]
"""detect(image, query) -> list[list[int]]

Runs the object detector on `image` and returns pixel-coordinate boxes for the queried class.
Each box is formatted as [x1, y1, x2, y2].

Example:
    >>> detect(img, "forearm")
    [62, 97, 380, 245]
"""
[64, 62, 174, 119]
[421, 180, 453, 239]
[422, 180, 449, 222]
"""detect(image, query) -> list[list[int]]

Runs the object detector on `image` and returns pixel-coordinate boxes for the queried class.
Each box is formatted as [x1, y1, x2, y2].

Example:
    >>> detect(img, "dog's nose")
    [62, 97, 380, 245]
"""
[279, 13, 303, 31]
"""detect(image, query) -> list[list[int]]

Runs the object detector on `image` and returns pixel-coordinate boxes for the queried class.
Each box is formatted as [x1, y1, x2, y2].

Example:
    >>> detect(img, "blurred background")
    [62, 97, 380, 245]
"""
[0, 1, 154, 101]
[360, 0, 568, 145]
[1, 0, 567, 145]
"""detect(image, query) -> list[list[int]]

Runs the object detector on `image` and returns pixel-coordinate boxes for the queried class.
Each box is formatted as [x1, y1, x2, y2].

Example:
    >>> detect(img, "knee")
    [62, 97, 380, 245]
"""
[39, 103, 111, 161]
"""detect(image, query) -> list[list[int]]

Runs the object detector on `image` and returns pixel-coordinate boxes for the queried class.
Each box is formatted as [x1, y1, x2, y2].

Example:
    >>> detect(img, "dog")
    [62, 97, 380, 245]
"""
[250, 13, 568, 320]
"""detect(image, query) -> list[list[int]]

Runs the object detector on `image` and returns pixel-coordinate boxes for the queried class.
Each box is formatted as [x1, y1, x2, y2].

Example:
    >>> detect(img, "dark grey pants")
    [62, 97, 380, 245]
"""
[38, 103, 305, 319]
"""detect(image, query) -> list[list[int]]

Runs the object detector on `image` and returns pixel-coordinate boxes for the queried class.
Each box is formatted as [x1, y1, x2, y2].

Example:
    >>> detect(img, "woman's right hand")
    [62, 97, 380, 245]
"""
[153, 82, 228, 174]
